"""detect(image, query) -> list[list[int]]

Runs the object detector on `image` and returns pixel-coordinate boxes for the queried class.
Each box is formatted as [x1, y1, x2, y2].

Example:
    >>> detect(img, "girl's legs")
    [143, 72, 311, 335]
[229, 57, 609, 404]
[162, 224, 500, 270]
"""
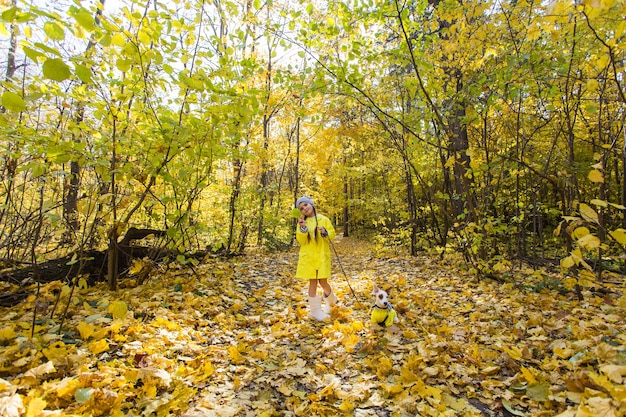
[308, 279, 318, 297]
[308, 279, 332, 297]
[319, 279, 331, 297]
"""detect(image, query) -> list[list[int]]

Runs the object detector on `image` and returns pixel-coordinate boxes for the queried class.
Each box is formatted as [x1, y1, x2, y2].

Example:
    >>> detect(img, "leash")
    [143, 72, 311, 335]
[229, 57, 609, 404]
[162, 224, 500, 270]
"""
[327, 237, 360, 303]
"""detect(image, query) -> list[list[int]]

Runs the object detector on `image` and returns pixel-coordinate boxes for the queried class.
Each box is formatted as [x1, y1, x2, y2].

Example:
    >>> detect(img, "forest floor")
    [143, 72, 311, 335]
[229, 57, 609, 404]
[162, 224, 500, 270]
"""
[0, 236, 625, 417]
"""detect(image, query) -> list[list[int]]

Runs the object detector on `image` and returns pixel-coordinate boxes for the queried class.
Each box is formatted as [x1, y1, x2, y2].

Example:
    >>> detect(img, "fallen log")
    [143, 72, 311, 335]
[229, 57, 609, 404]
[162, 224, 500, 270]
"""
[0, 228, 217, 290]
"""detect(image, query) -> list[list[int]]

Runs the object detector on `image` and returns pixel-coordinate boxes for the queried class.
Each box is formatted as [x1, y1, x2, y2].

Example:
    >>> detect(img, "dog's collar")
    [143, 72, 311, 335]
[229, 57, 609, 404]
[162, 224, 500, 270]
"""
[371, 303, 393, 311]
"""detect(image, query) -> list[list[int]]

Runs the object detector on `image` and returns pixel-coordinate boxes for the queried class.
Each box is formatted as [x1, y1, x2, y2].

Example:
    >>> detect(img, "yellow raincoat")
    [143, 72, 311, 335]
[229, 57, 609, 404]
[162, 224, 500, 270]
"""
[295, 214, 336, 279]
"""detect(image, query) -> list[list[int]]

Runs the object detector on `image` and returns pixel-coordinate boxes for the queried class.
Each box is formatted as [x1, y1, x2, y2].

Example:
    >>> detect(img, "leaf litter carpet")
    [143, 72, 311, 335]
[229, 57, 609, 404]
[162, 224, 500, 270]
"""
[1, 237, 625, 416]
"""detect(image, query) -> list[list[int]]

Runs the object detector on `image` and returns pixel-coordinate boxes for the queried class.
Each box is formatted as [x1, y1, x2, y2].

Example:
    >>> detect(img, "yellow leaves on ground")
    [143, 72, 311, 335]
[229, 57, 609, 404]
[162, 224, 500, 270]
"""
[108, 300, 128, 319]
[1, 237, 626, 416]
[88, 338, 109, 355]
[76, 321, 95, 339]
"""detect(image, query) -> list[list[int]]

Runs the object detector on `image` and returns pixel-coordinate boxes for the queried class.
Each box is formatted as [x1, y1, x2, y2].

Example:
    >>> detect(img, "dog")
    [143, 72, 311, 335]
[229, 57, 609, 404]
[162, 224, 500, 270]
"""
[370, 284, 397, 327]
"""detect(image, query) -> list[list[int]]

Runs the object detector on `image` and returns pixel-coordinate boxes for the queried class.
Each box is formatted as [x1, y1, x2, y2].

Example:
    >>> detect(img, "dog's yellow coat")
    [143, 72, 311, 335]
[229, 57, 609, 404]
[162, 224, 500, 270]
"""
[371, 305, 397, 327]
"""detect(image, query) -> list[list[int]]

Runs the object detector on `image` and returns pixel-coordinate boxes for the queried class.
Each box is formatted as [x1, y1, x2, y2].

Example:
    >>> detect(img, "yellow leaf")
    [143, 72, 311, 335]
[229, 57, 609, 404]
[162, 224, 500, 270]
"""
[277, 384, 292, 396]
[398, 366, 420, 384]
[403, 329, 418, 339]
[143, 384, 157, 398]
[0, 326, 17, 341]
[76, 321, 95, 340]
[572, 226, 591, 240]
[128, 259, 144, 275]
[588, 169, 604, 183]
[579, 203, 599, 224]
[374, 355, 393, 379]
[56, 377, 82, 399]
[111, 33, 126, 46]
[341, 334, 360, 353]
[77, 277, 88, 290]
[554, 346, 574, 359]
[520, 366, 537, 384]
[578, 269, 596, 287]
[61, 285, 71, 297]
[381, 383, 404, 395]
[201, 361, 215, 378]
[318, 382, 336, 399]
[26, 397, 46, 417]
[443, 393, 469, 411]
[339, 400, 355, 412]
[24, 361, 56, 381]
[600, 364, 626, 383]
[577, 233, 601, 250]
[578, 396, 615, 417]
[228, 345, 245, 364]
[89, 339, 109, 355]
[412, 378, 442, 400]
[42, 341, 68, 361]
[561, 256, 575, 269]
[609, 228, 626, 245]
[108, 300, 128, 320]
[562, 277, 578, 290]
[502, 345, 523, 360]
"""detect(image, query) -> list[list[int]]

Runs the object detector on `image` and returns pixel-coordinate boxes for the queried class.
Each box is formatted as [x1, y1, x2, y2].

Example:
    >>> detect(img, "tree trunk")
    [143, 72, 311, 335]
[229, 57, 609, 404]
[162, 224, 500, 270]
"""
[0, 0, 19, 227]
[227, 158, 243, 252]
[343, 173, 349, 238]
[64, 0, 106, 235]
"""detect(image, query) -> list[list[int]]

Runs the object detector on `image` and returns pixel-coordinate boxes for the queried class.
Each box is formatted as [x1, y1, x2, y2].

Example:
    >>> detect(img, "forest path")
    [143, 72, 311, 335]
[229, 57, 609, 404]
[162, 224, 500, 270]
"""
[0, 237, 624, 417]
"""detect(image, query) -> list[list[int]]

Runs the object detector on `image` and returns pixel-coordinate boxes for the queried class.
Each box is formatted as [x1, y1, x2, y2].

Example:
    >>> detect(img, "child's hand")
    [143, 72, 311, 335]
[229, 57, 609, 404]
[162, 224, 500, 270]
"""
[298, 217, 306, 227]
[318, 226, 328, 237]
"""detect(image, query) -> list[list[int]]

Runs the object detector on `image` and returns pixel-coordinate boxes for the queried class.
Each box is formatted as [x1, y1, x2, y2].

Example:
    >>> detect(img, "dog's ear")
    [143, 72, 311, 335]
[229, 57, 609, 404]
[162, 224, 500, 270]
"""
[385, 287, 392, 296]
[372, 284, 380, 294]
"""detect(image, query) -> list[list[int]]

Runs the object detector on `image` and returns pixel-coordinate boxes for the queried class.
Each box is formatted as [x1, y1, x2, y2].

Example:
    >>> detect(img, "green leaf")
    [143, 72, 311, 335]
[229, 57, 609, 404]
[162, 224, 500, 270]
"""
[526, 382, 550, 401]
[42, 58, 71, 82]
[116, 58, 132, 72]
[1, 7, 18, 21]
[291, 208, 301, 218]
[69, 7, 95, 31]
[74, 388, 93, 404]
[43, 21, 65, 41]
[98, 33, 111, 47]
[30, 162, 46, 178]
[501, 399, 525, 416]
[306, 3, 314, 15]
[23, 46, 43, 62]
[74, 64, 92, 84]
[1, 91, 26, 112]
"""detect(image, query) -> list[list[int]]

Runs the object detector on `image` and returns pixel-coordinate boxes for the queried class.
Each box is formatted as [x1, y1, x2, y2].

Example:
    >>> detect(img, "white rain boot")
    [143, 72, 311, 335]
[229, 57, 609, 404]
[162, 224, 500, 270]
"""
[308, 295, 329, 321]
[322, 289, 338, 314]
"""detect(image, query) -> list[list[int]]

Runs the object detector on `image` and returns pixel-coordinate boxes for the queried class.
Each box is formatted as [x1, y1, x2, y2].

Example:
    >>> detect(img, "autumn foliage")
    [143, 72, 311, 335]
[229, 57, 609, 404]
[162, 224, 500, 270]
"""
[1, 0, 626, 415]
[1, 238, 626, 416]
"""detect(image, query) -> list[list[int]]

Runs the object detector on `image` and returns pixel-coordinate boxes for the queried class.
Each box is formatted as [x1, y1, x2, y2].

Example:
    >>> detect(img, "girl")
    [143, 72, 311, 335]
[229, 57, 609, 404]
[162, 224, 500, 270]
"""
[295, 196, 337, 321]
